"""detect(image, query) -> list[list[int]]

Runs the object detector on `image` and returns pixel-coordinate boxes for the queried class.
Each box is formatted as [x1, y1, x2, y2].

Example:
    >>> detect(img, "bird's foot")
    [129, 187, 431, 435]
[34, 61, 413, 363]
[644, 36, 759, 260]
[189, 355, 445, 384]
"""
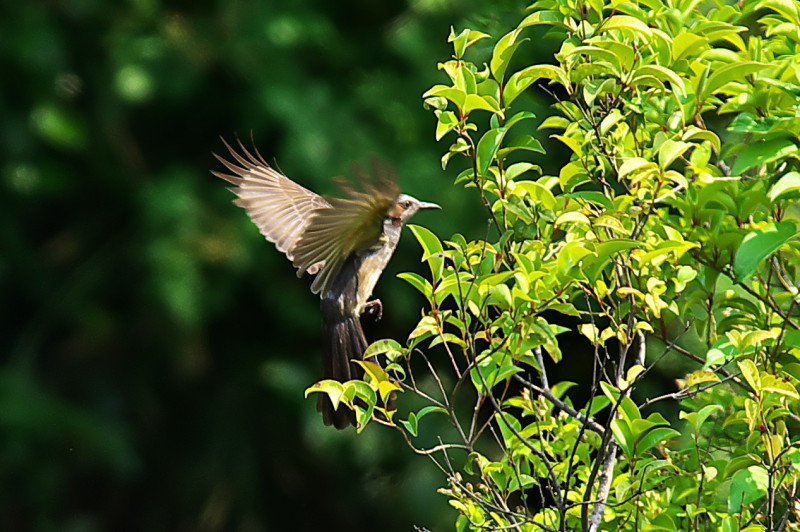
[363, 299, 383, 321]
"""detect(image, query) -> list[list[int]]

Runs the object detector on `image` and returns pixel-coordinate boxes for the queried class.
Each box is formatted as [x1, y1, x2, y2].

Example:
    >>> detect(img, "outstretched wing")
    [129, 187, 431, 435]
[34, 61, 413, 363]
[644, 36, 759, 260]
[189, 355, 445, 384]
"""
[212, 138, 331, 266]
[292, 169, 400, 295]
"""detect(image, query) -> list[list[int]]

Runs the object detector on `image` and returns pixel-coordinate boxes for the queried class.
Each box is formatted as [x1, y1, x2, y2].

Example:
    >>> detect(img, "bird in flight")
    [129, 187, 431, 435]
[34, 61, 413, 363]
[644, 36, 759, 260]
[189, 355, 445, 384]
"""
[213, 139, 439, 428]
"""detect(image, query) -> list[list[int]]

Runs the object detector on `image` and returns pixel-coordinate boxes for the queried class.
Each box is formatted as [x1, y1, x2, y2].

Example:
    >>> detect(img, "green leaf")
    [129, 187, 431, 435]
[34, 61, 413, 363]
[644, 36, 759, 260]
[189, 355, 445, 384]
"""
[476, 128, 505, 176]
[587, 395, 611, 417]
[443, 61, 477, 93]
[408, 224, 444, 281]
[442, 138, 470, 169]
[646, 513, 677, 531]
[408, 224, 443, 260]
[638, 240, 698, 267]
[557, 240, 593, 275]
[346, 381, 377, 431]
[731, 138, 799, 175]
[490, 29, 527, 82]
[734, 221, 800, 281]
[504, 110, 537, 130]
[680, 404, 722, 434]
[599, 15, 652, 36]
[761, 374, 800, 399]
[495, 411, 522, 448]
[448, 27, 490, 58]
[618, 157, 657, 179]
[539, 115, 570, 131]
[423, 85, 467, 111]
[559, 162, 591, 191]
[705, 337, 736, 367]
[728, 465, 769, 513]
[397, 272, 433, 298]
[611, 418, 635, 457]
[703, 62, 768, 99]
[504, 64, 570, 104]
[673, 265, 697, 292]
[682, 126, 721, 155]
[463, 94, 501, 115]
[504, 162, 538, 181]
[553, 134, 584, 157]
[490, 283, 512, 309]
[583, 239, 638, 282]
[635, 65, 686, 96]
[435, 111, 459, 141]
[657, 139, 691, 169]
[756, 0, 800, 25]
[567, 45, 622, 69]
[671, 33, 708, 61]
[498, 137, 544, 162]
[555, 211, 591, 226]
[727, 112, 781, 134]
[634, 423, 680, 457]
[400, 412, 418, 437]
[417, 405, 448, 421]
[769, 171, 800, 202]
[304, 379, 345, 408]
[513, 181, 556, 209]
[518, 9, 572, 30]
[606, 390, 638, 422]
[363, 338, 403, 358]
[408, 316, 439, 344]
[503, 134, 544, 154]
[564, 191, 614, 210]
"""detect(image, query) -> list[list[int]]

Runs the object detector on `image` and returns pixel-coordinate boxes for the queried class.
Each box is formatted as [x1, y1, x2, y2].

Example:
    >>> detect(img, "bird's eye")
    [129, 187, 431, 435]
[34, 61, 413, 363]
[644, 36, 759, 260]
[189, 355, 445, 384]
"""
[402, 201, 412, 208]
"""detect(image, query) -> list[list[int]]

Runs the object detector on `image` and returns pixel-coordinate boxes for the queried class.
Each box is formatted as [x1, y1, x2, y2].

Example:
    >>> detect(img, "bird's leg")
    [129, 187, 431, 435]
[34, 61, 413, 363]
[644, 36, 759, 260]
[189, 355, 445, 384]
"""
[363, 299, 383, 321]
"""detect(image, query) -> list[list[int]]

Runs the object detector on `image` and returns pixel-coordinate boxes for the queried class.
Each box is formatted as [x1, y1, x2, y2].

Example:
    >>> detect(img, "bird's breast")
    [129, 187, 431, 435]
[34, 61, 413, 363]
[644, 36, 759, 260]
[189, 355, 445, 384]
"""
[354, 247, 395, 314]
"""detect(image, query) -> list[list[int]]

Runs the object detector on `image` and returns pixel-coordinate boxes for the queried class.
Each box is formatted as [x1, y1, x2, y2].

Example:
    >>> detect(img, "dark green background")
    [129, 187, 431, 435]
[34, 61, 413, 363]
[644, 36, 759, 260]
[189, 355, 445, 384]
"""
[0, 1, 558, 530]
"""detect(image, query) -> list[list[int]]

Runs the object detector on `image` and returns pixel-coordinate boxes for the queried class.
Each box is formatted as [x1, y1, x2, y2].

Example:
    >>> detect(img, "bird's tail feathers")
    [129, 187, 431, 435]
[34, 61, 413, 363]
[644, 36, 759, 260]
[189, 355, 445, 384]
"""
[318, 315, 367, 429]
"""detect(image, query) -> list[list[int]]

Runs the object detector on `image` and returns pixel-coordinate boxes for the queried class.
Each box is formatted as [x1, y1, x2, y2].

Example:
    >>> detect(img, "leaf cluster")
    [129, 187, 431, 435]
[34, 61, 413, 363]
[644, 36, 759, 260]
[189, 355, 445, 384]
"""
[311, 0, 800, 529]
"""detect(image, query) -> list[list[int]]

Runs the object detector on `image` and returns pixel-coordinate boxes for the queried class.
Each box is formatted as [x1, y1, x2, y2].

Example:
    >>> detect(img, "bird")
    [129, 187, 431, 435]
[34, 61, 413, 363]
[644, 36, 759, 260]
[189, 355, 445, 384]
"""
[212, 138, 440, 428]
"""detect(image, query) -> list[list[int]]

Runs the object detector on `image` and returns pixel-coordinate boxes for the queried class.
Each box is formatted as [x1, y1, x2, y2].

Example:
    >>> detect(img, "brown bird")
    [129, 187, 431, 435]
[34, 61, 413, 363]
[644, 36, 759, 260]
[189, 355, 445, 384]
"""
[212, 139, 439, 428]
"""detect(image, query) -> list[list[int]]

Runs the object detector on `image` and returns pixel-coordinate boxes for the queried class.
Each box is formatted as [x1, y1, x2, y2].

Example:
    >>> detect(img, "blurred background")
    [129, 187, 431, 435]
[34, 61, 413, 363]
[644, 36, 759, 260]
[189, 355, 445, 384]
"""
[0, 1, 556, 531]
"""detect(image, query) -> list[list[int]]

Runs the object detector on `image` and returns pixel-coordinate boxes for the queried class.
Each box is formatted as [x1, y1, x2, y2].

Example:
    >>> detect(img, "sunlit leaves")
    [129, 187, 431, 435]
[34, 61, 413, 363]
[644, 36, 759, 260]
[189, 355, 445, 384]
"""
[489, 29, 527, 82]
[671, 33, 708, 61]
[505, 64, 570, 104]
[511, 180, 556, 210]
[734, 221, 800, 281]
[730, 138, 799, 175]
[448, 27, 490, 59]
[701, 62, 768, 100]
[728, 466, 769, 513]
[413, 1, 800, 530]
[768, 171, 800, 201]
[435, 110, 459, 141]
[408, 224, 444, 280]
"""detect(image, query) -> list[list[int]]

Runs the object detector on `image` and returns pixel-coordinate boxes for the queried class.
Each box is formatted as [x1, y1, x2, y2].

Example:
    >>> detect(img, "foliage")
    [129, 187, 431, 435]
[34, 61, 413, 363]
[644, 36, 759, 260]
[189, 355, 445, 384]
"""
[311, 0, 800, 529]
[1, 1, 536, 530]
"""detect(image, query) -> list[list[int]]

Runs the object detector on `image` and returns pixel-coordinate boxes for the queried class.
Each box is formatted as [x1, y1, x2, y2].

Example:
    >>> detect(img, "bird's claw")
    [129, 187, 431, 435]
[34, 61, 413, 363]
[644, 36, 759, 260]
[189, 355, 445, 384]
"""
[363, 299, 383, 321]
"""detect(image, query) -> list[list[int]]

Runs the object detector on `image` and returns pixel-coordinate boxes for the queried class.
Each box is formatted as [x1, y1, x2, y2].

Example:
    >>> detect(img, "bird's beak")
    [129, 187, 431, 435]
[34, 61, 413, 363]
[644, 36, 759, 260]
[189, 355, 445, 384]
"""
[418, 201, 441, 210]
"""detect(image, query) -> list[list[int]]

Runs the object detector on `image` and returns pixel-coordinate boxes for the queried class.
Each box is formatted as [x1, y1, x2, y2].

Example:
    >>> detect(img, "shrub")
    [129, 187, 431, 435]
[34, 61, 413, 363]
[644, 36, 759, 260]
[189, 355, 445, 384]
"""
[311, 0, 800, 529]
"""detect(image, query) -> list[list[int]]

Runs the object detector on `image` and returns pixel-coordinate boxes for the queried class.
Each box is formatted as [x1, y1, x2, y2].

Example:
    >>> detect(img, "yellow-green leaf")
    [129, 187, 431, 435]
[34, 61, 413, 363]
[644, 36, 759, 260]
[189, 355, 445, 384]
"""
[737, 359, 761, 392]
[685, 370, 721, 388]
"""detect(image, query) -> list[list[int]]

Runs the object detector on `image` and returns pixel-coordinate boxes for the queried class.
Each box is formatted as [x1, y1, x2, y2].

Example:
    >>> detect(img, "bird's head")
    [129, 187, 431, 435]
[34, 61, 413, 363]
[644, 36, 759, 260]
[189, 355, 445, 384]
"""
[389, 194, 441, 225]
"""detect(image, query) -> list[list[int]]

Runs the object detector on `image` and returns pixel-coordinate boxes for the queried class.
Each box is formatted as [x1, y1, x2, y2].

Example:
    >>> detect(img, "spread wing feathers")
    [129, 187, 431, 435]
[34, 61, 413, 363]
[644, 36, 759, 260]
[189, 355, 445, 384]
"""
[211, 138, 331, 263]
[292, 175, 399, 296]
